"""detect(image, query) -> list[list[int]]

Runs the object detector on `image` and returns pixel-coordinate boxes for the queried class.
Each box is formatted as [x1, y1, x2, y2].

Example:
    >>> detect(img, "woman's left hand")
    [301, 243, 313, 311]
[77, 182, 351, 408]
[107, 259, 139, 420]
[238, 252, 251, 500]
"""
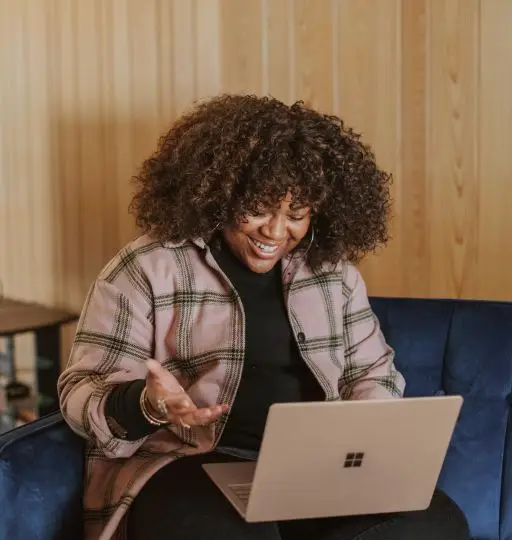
[145, 359, 228, 427]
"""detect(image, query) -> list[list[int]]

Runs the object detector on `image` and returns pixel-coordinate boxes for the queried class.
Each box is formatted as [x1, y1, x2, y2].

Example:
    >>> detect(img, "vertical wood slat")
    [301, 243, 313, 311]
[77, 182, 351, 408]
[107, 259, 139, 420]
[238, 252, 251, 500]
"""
[336, 0, 402, 292]
[110, 0, 135, 247]
[427, 0, 480, 298]
[1, 1, 33, 299]
[172, 0, 197, 116]
[196, 0, 221, 99]
[55, 0, 84, 309]
[220, 0, 263, 94]
[265, 0, 293, 103]
[477, 0, 512, 300]
[400, 0, 429, 297]
[75, 0, 106, 294]
[0, 1, 16, 295]
[98, 0, 120, 260]
[294, 0, 333, 112]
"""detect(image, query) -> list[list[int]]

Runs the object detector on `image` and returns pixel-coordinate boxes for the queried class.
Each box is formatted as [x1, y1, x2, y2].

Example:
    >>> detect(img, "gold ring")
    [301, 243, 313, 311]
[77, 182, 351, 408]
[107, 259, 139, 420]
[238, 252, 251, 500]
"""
[156, 398, 168, 417]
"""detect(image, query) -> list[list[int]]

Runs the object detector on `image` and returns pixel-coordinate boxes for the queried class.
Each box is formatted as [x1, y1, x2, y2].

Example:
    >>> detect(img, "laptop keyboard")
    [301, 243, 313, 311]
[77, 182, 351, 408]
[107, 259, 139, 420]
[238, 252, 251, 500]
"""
[228, 483, 252, 506]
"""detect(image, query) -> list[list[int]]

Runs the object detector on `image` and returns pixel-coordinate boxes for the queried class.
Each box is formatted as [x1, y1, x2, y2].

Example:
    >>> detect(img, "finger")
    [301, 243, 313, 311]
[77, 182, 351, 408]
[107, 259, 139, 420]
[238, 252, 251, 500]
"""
[164, 402, 229, 427]
[146, 361, 187, 405]
[147, 360, 183, 390]
[146, 359, 163, 378]
[164, 392, 196, 411]
[171, 399, 194, 411]
[194, 404, 228, 421]
[166, 403, 196, 418]
[146, 360, 170, 393]
[179, 405, 227, 426]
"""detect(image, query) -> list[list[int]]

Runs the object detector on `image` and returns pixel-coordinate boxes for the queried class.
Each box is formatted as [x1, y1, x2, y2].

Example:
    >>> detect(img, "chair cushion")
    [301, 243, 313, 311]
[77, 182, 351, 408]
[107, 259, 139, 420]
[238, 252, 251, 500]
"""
[370, 297, 512, 540]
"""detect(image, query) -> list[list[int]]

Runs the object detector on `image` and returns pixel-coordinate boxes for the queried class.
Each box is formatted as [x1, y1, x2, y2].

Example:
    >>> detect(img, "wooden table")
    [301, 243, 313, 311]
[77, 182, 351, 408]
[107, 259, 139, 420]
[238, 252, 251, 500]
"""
[0, 298, 79, 419]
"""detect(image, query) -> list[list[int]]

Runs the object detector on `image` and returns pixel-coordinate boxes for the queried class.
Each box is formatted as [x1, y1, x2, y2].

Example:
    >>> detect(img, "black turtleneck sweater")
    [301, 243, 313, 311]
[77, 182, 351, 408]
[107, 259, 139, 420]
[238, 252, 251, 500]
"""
[213, 242, 324, 451]
[104, 242, 324, 446]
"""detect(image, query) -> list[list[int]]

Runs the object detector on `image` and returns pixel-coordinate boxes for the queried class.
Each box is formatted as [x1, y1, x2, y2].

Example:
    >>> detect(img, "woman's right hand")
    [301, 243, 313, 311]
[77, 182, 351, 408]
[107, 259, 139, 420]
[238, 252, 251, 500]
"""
[144, 359, 228, 428]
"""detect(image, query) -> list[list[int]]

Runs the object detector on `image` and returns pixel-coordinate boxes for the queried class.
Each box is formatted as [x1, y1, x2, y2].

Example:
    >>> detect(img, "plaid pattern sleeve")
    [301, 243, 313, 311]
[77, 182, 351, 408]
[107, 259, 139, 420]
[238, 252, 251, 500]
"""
[339, 265, 405, 400]
[58, 248, 155, 459]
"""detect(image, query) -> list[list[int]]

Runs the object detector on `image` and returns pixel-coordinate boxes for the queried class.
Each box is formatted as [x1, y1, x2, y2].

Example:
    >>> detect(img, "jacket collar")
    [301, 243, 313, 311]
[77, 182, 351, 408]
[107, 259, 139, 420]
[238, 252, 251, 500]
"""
[163, 237, 308, 285]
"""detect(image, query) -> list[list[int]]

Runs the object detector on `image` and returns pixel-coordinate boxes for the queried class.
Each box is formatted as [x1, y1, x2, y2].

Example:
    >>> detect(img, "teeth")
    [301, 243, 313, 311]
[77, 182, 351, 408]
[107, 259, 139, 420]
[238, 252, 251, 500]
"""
[252, 239, 278, 253]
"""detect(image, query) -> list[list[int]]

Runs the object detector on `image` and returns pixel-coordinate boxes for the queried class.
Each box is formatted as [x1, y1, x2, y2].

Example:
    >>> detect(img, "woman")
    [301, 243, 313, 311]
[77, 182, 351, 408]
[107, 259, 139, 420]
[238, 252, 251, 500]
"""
[58, 95, 469, 540]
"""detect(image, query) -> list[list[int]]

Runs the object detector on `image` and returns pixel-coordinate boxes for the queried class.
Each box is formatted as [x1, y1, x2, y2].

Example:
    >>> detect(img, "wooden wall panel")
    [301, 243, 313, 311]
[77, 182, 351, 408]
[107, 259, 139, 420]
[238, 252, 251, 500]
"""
[400, 0, 428, 297]
[294, 0, 333, 111]
[266, 0, 294, 102]
[220, 0, 263, 94]
[336, 0, 401, 292]
[478, 0, 512, 300]
[1, 0, 512, 359]
[427, 0, 480, 298]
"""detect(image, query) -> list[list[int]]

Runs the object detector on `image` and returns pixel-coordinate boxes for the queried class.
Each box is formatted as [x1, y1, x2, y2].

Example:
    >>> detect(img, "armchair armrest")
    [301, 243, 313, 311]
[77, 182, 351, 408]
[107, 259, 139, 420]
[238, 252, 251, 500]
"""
[0, 412, 84, 540]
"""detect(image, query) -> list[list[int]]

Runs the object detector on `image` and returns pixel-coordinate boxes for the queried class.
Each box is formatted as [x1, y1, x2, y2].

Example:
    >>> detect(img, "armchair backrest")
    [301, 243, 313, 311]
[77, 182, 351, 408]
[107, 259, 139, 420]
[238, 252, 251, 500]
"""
[370, 297, 512, 540]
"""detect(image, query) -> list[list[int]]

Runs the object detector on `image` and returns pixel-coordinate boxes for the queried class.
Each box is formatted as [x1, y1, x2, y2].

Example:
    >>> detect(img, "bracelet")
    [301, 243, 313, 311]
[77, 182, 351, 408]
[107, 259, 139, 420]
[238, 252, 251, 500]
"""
[139, 386, 169, 426]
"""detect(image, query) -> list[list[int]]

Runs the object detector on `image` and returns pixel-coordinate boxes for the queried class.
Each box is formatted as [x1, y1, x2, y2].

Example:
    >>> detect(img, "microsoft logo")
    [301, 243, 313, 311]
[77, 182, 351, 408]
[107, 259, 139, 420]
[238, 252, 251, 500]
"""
[344, 452, 365, 468]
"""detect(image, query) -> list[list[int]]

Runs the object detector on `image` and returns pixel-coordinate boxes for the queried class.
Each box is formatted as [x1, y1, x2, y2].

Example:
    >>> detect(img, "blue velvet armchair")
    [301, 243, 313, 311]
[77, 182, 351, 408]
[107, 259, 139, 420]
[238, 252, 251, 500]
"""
[1, 297, 511, 540]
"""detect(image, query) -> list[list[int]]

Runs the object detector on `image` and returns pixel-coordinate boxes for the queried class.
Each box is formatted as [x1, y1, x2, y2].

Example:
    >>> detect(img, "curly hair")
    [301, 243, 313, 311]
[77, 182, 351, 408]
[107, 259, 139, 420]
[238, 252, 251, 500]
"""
[130, 94, 392, 269]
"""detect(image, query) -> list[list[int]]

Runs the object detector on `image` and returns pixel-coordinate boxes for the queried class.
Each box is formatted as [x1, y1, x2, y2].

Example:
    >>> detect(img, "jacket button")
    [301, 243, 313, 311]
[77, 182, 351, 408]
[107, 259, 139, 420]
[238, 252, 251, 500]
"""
[297, 332, 306, 343]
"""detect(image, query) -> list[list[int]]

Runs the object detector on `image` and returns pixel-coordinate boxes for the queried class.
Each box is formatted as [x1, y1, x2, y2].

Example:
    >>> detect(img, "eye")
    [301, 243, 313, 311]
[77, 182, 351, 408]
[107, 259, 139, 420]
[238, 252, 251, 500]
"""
[249, 210, 270, 218]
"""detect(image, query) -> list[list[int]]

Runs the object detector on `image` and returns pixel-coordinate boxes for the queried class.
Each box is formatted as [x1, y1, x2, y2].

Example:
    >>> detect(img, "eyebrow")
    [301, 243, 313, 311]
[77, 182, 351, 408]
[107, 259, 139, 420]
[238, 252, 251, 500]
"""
[288, 207, 310, 214]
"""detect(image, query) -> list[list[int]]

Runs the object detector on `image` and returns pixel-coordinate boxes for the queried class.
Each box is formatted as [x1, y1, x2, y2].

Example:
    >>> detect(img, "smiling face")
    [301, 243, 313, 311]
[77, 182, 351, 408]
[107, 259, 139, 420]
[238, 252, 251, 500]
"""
[222, 193, 312, 273]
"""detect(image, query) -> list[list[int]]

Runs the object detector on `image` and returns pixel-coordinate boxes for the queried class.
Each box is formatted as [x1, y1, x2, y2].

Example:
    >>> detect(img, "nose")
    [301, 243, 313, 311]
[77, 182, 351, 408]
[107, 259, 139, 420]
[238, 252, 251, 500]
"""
[262, 213, 287, 242]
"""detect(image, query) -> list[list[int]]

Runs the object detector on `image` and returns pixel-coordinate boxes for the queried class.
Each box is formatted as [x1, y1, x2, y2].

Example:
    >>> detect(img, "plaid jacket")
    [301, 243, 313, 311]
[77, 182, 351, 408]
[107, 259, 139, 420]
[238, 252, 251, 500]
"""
[58, 234, 405, 540]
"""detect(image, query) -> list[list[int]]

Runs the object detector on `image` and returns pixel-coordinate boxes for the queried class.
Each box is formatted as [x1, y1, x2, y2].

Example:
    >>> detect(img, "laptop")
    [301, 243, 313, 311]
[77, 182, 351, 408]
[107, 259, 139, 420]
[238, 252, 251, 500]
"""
[202, 395, 463, 522]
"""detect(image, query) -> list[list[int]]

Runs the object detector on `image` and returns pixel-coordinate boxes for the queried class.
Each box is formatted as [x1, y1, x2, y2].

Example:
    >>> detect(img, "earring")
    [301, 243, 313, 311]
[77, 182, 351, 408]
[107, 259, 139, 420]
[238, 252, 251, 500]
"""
[210, 222, 222, 235]
[304, 227, 315, 254]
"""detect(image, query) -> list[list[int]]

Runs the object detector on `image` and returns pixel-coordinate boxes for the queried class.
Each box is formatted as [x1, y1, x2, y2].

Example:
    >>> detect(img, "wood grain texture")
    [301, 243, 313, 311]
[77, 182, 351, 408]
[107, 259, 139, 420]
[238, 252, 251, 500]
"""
[427, 0, 480, 298]
[477, 0, 512, 300]
[336, 0, 401, 291]
[400, 0, 429, 297]
[220, 0, 263, 94]
[1, 0, 512, 362]
[265, 0, 294, 102]
[294, 0, 333, 112]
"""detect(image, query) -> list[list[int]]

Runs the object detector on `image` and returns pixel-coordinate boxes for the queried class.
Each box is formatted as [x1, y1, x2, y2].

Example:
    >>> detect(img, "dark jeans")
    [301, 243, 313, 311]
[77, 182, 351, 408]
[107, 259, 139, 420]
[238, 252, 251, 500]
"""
[127, 452, 470, 540]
